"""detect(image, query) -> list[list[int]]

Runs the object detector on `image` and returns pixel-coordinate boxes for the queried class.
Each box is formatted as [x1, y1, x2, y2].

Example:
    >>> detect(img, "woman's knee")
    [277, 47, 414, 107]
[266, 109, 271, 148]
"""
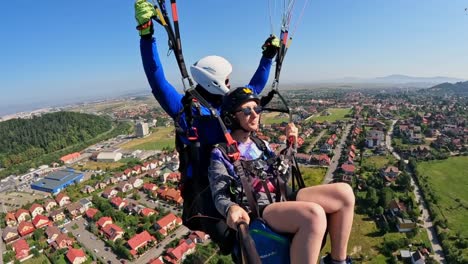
[301, 203, 327, 232]
[336, 183, 355, 207]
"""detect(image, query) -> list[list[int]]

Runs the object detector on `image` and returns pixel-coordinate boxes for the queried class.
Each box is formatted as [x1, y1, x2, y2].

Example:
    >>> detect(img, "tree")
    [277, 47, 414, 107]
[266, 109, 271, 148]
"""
[379, 187, 394, 208]
[365, 187, 379, 208]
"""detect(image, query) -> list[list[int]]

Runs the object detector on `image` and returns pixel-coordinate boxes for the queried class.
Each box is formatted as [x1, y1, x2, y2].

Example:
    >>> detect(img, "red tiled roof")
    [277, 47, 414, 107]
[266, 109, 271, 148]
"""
[167, 239, 196, 261]
[341, 163, 355, 173]
[12, 239, 29, 259]
[127, 231, 155, 251]
[55, 193, 69, 204]
[66, 247, 86, 263]
[6, 212, 16, 221]
[15, 209, 30, 220]
[29, 203, 43, 214]
[140, 208, 156, 217]
[32, 215, 50, 229]
[97, 217, 112, 229]
[60, 152, 80, 162]
[85, 208, 98, 219]
[18, 221, 35, 236]
[157, 213, 180, 229]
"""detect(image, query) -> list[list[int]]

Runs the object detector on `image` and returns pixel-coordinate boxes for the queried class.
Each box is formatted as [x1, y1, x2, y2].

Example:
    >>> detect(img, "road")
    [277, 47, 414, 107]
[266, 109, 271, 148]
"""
[137, 225, 190, 264]
[305, 130, 326, 154]
[386, 120, 446, 263]
[323, 124, 352, 184]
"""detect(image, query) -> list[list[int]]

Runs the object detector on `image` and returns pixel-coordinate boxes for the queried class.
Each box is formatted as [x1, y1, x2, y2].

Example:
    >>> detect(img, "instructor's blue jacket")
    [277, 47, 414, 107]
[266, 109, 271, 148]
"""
[140, 37, 272, 178]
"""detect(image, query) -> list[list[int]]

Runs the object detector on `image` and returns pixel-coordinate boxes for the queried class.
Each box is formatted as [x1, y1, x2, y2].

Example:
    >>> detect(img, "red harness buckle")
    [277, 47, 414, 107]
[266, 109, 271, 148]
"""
[187, 127, 198, 141]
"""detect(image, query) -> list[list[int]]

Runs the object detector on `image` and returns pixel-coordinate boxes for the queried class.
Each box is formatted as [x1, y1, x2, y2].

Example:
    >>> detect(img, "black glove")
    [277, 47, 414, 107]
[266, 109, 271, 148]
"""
[262, 35, 280, 59]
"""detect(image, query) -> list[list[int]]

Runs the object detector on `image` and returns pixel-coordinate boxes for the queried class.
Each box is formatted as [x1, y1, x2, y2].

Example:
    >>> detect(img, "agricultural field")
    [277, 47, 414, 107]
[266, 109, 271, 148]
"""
[300, 166, 327, 186]
[306, 108, 351, 123]
[120, 127, 175, 150]
[417, 156, 468, 237]
[261, 112, 290, 125]
[72, 161, 125, 171]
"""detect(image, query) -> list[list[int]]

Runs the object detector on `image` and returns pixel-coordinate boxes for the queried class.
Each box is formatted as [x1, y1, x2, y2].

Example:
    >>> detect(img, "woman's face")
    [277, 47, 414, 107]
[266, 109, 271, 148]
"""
[234, 100, 261, 132]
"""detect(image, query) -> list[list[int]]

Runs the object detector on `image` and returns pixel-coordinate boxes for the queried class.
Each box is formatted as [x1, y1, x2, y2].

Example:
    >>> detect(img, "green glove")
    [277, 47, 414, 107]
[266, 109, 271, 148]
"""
[135, 0, 156, 36]
[262, 35, 280, 59]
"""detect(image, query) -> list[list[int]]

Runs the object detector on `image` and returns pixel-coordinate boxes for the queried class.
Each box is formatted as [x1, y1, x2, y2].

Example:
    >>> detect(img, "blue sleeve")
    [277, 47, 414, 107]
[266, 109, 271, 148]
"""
[245, 56, 273, 95]
[140, 37, 184, 119]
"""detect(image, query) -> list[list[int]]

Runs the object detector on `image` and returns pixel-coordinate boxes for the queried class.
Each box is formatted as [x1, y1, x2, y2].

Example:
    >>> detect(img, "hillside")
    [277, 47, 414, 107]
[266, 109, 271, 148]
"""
[420, 81, 468, 96]
[0, 111, 112, 168]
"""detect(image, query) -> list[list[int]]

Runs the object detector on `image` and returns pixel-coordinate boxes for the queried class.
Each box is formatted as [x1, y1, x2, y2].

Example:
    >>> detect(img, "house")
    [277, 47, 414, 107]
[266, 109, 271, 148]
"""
[388, 199, 407, 216]
[52, 233, 74, 249]
[12, 239, 30, 260]
[85, 208, 99, 220]
[157, 187, 183, 205]
[102, 187, 118, 198]
[124, 202, 144, 215]
[15, 209, 30, 223]
[81, 185, 95, 194]
[381, 166, 400, 182]
[2, 226, 19, 243]
[55, 193, 71, 207]
[116, 182, 133, 193]
[123, 168, 133, 178]
[188, 231, 209, 243]
[396, 217, 416, 232]
[17, 221, 35, 237]
[127, 230, 156, 256]
[66, 247, 87, 264]
[29, 203, 45, 218]
[165, 172, 181, 183]
[143, 183, 157, 193]
[66, 202, 85, 219]
[341, 163, 355, 175]
[32, 215, 51, 229]
[365, 129, 385, 148]
[400, 249, 412, 260]
[149, 257, 165, 264]
[140, 208, 157, 217]
[133, 165, 142, 175]
[110, 197, 128, 210]
[102, 223, 125, 242]
[79, 198, 92, 211]
[128, 177, 144, 189]
[49, 209, 66, 222]
[45, 226, 61, 241]
[94, 182, 107, 190]
[97, 216, 113, 229]
[5, 212, 17, 227]
[411, 250, 426, 264]
[311, 154, 331, 166]
[155, 213, 182, 236]
[44, 199, 58, 212]
[320, 143, 333, 154]
[165, 239, 196, 263]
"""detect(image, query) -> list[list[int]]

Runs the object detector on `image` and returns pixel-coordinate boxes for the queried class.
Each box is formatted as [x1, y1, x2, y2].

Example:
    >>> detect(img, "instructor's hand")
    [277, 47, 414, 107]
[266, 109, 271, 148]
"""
[226, 205, 250, 230]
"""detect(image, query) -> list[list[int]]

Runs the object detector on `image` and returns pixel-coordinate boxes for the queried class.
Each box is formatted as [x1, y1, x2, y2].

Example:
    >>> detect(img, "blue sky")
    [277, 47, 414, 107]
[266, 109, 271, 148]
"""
[0, 0, 467, 115]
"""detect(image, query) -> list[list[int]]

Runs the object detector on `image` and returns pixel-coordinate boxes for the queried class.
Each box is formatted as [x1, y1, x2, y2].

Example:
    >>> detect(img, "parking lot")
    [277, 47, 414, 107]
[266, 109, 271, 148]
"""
[0, 191, 44, 213]
[70, 217, 121, 264]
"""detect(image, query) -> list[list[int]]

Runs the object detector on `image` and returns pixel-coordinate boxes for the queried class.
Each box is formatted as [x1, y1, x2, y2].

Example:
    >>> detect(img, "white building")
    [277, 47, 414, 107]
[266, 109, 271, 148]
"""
[96, 152, 122, 162]
[135, 122, 149, 138]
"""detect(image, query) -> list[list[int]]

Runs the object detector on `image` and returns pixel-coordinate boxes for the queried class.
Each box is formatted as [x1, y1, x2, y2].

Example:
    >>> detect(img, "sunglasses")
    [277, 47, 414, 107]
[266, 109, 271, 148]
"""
[235, 106, 262, 116]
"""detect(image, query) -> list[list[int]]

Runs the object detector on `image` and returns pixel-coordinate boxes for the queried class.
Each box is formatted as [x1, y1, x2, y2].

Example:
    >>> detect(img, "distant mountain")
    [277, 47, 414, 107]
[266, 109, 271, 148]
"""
[374, 74, 465, 84]
[419, 81, 468, 96]
[317, 74, 466, 88]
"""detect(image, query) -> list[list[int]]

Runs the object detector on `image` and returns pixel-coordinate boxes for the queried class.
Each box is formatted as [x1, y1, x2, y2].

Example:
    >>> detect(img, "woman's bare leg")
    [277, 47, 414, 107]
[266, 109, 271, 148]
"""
[296, 183, 355, 261]
[263, 201, 327, 264]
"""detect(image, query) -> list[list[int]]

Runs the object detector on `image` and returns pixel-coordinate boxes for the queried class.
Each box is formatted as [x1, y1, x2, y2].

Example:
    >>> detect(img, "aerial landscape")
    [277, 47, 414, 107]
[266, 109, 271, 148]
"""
[0, 1, 467, 264]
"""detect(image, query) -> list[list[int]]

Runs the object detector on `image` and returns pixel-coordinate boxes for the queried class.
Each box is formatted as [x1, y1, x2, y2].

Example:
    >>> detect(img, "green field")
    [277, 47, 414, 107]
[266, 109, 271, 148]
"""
[261, 112, 290, 125]
[361, 155, 396, 170]
[121, 127, 175, 150]
[417, 156, 468, 237]
[307, 108, 351, 123]
[299, 166, 327, 186]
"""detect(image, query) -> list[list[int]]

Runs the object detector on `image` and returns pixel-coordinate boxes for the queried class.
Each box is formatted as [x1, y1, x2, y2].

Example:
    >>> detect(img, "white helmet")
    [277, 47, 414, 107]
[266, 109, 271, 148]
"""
[190, 55, 232, 95]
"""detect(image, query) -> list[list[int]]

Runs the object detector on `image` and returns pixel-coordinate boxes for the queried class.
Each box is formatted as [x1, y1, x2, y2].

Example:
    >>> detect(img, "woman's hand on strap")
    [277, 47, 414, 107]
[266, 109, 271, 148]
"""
[226, 204, 250, 230]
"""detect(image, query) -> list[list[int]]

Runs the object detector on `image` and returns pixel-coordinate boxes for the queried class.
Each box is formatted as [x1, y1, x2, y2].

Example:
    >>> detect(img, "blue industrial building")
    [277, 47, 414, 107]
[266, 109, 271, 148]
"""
[31, 169, 84, 194]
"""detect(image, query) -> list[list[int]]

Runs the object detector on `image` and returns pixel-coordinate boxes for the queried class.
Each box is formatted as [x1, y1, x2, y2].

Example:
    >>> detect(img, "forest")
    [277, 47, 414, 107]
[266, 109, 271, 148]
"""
[0, 112, 131, 177]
